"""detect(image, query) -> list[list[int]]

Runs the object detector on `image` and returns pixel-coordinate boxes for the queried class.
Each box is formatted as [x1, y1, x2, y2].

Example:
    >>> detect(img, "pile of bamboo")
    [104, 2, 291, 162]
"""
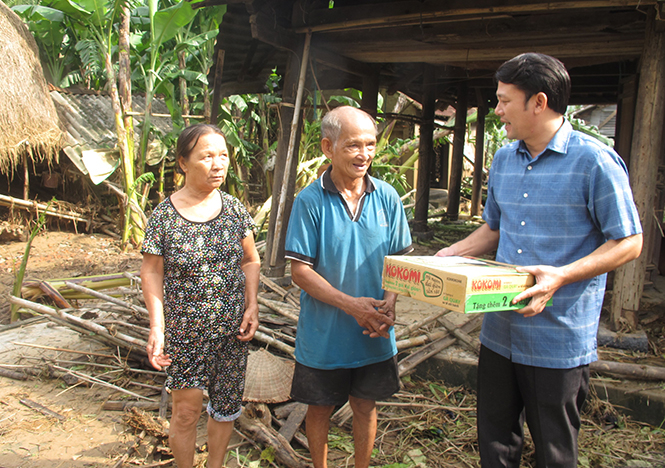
[3, 270, 487, 467]
[6, 270, 665, 467]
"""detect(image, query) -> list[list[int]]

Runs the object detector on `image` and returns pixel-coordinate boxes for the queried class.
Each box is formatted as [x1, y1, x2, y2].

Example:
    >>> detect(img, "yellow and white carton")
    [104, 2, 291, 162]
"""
[382, 255, 541, 313]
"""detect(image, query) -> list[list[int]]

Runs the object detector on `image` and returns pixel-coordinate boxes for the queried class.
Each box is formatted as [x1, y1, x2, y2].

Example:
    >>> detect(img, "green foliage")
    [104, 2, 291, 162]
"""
[481, 109, 507, 168]
[10, 202, 51, 322]
[328, 427, 355, 453]
[566, 108, 614, 147]
[428, 382, 449, 400]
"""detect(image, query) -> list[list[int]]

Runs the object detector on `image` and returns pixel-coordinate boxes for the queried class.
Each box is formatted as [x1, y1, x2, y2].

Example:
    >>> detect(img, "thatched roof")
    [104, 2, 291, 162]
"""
[0, 1, 63, 176]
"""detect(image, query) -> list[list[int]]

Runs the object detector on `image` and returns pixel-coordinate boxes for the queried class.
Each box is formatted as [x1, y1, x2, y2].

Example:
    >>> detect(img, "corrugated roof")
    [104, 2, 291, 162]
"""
[51, 90, 173, 151]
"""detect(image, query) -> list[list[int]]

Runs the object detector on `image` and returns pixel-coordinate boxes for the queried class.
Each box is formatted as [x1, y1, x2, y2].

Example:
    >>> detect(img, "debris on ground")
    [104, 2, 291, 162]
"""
[2, 263, 664, 467]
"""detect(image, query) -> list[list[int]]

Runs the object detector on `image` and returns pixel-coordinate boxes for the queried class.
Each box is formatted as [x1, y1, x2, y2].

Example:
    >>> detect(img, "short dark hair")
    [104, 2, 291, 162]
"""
[175, 124, 225, 174]
[495, 53, 571, 115]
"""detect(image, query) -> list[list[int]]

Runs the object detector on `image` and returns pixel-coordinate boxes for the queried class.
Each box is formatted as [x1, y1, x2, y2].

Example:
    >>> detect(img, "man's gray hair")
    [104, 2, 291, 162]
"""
[321, 106, 378, 144]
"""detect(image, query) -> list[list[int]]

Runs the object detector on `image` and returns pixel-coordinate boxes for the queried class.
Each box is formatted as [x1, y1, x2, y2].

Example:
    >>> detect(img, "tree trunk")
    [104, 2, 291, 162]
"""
[178, 50, 191, 127]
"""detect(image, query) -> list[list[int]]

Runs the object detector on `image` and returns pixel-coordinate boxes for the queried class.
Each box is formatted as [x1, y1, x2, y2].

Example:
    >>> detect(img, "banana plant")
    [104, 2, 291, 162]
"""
[130, 0, 198, 172]
[10, 4, 80, 87]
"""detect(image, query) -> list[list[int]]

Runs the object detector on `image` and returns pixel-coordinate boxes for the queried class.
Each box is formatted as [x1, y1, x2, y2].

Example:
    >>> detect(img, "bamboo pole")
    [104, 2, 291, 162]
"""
[397, 315, 483, 376]
[333, 315, 482, 427]
[396, 329, 449, 351]
[64, 281, 149, 318]
[437, 315, 481, 354]
[51, 365, 155, 401]
[253, 330, 295, 357]
[22, 272, 134, 301]
[257, 296, 299, 323]
[11, 342, 118, 359]
[394, 310, 448, 340]
[22, 152, 29, 200]
[0, 194, 90, 227]
[590, 360, 665, 381]
[260, 274, 300, 307]
[9, 296, 147, 351]
[257, 325, 296, 345]
[269, 31, 312, 267]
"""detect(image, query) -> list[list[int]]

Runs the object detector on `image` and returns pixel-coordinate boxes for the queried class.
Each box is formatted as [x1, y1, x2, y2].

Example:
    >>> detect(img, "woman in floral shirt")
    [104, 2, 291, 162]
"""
[141, 124, 260, 468]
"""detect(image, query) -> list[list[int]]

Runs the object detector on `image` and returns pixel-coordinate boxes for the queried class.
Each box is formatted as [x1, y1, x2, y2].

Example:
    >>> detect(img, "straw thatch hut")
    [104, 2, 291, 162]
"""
[0, 1, 63, 181]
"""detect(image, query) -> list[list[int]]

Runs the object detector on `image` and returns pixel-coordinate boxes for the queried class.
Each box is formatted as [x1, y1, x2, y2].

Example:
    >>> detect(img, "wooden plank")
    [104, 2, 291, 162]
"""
[20, 399, 66, 421]
[236, 413, 310, 468]
[277, 402, 308, 442]
[339, 37, 645, 65]
[294, 0, 656, 33]
[310, 46, 375, 77]
[313, 10, 645, 47]
[250, 10, 298, 51]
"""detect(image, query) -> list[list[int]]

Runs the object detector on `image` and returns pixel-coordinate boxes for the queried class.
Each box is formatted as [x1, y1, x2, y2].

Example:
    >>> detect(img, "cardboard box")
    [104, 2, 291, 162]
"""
[382, 255, 541, 314]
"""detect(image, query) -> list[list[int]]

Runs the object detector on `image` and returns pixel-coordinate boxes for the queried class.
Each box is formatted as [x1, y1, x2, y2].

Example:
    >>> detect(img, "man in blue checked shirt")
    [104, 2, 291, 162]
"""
[436, 53, 643, 468]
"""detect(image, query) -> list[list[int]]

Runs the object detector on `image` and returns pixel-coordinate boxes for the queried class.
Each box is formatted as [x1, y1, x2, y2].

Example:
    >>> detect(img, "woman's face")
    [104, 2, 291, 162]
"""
[179, 132, 229, 190]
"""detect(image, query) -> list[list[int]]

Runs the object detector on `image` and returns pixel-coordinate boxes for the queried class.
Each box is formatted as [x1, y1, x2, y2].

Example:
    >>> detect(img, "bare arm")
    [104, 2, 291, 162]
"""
[291, 259, 394, 339]
[140, 253, 171, 370]
[435, 223, 500, 258]
[238, 232, 261, 341]
[514, 233, 643, 317]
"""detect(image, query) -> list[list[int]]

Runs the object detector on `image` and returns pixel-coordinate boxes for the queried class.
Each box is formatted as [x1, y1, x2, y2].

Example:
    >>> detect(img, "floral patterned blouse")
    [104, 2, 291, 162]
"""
[141, 191, 255, 344]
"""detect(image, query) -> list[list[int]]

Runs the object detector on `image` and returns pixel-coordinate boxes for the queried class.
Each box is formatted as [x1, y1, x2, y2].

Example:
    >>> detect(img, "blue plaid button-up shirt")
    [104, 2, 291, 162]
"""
[480, 120, 642, 368]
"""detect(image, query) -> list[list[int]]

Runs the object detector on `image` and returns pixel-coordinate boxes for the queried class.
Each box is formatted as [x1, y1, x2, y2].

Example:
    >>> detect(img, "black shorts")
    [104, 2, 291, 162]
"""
[290, 355, 400, 406]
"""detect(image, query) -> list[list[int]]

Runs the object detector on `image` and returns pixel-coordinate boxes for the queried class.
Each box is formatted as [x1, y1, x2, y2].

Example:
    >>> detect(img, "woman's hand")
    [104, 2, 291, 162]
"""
[237, 302, 259, 341]
[146, 327, 172, 370]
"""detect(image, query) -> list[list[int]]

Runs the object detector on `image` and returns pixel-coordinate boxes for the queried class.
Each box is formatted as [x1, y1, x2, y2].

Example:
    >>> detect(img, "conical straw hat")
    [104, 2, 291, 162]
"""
[243, 348, 294, 403]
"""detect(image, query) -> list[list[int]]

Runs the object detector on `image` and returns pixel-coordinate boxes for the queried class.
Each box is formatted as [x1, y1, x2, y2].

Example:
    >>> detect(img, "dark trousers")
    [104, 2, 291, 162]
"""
[477, 345, 590, 468]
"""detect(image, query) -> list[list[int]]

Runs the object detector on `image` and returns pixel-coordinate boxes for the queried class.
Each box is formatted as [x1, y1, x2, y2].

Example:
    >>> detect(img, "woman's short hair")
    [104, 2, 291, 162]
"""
[495, 53, 571, 115]
[174, 124, 225, 174]
[321, 106, 377, 144]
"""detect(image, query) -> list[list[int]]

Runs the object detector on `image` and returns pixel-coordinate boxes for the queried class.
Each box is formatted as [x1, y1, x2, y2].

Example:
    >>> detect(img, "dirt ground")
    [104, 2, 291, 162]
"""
[0, 232, 145, 467]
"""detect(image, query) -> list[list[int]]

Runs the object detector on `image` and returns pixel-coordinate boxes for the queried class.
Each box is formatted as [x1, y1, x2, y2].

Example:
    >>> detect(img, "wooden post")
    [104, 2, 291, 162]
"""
[610, 7, 665, 330]
[471, 90, 487, 217]
[210, 49, 225, 124]
[263, 34, 309, 277]
[23, 152, 29, 200]
[439, 143, 449, 189]
[614, 76, 637, 165]
[447, 81, 468, 221]
[361, 70, 379, 118]
[412, 64, 436, 232]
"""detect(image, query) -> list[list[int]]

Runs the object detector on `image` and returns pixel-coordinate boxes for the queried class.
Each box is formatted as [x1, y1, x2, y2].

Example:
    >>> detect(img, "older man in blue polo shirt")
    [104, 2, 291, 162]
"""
[436, 53, 643, 467]
[285, 106, 412, 468]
